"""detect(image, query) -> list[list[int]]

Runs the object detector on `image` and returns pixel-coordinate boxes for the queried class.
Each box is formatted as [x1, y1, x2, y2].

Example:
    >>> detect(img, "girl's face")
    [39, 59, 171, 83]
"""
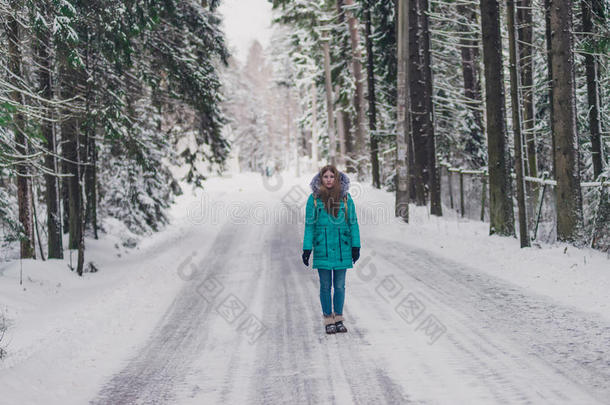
[322, 170, 335, 189]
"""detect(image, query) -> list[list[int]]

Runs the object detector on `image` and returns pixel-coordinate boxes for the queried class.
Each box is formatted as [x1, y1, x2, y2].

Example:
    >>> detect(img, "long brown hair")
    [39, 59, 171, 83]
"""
[318, 165, 342, 218]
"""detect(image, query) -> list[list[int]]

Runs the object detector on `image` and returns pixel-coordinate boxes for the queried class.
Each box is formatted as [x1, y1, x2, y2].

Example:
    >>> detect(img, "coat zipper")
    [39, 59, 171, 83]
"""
[338, 229, 342, 261]
[324, 228, 328, 256]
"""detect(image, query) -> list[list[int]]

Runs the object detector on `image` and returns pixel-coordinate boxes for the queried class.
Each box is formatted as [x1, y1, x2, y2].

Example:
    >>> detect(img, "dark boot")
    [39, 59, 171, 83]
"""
[324, 314, 336, 334]
[334, 314, 347, 333]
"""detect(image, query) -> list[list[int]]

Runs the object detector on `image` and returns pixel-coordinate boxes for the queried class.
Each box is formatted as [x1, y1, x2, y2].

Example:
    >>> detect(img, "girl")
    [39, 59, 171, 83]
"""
[302, 165, 361, 334]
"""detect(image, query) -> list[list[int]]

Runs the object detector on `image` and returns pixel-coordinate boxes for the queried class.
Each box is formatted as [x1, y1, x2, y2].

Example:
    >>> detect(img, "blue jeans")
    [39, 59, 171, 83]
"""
[318, 269, 346, 316]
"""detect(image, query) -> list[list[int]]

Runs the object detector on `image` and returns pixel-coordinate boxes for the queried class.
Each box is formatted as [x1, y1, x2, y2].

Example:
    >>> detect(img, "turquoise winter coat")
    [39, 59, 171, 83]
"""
[302, 172, 361, 270]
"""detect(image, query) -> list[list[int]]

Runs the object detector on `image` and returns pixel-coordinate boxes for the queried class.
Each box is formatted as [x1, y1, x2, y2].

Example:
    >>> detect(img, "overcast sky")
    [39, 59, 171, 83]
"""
[218, 0, 274, 63]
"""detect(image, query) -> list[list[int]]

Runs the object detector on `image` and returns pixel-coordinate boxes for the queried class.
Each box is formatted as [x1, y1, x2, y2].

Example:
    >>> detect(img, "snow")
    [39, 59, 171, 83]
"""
[0, 170, 608, 404]
[359, 185, 610, 323]
[0, 180, 226, 404]
[218, 0, 273, 64]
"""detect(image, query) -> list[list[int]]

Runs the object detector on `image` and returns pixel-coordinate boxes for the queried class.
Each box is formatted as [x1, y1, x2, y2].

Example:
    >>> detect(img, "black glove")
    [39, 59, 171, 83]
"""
[302, 249, 312, 266]
[352, 247, 360, 264]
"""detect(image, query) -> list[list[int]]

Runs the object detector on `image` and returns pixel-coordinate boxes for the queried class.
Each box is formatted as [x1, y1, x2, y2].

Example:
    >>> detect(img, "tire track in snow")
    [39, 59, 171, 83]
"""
[210, 222, 278, 404]
[248, 205, 413, 404]
[368, 236, 608, 404]
[247, 205, 333, 404]
[91, 218, 254, 405]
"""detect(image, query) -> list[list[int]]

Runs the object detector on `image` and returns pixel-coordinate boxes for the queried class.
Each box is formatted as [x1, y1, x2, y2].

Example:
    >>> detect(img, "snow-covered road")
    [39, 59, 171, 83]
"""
[91, 181, 608, 404]
[2, 172, 609, 404]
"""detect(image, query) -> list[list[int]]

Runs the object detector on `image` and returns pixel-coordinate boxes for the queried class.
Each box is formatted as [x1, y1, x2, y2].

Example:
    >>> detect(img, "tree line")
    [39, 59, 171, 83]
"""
[0, 0, 230, 272]
[270, 0, 609, 249]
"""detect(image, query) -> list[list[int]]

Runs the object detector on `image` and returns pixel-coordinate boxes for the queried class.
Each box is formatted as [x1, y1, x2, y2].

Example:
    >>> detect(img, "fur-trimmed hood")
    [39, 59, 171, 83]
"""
[309, 171, 350, 198]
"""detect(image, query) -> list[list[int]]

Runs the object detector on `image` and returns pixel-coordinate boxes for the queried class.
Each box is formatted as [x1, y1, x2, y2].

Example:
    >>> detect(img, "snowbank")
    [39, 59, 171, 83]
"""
[0, 170, 608, 404]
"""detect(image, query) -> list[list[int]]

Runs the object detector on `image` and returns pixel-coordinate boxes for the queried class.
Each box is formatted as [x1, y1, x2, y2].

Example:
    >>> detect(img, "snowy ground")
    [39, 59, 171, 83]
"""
[0, 170, 609, 404]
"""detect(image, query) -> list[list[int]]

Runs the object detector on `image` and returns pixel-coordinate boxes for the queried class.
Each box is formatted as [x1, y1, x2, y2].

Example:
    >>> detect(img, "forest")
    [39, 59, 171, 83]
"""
[0, 0, 230, 273]
[1, 0, 609, 275]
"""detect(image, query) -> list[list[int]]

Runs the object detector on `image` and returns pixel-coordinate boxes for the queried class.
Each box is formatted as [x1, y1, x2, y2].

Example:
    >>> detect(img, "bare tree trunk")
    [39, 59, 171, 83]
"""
[84, 129, 98, 238]
[76, 122, 85, 276]
[59, 56, 84, 259]
[31, 181, 45, 260]
[457, 3, 485, 168]
[517, 0, 537, 179]
[581, 0, 605, 179]
[335, 0, 355, 173]
[517, 0, 538, 224]
[408, 0, 427, 206]
[7, 4, 35, 259]
[364, 0, 380, 189]
[407, 123, 417, 202]
[335, 85, 348, 164]
[311, 83, 319, 170]
[420, 0, 441, 216]
[479, 0, 515, 236]
[61, 162, 70, 235]
[544, 0, 556, 178]
[507, 0, 530, 247]
[549, 0, 583, 242]
[322, 33, 337, 167]
[341, 110, 354, 156]
[35, 2, 63, 258]
[396, 0, 410, 222]
[83, 32, 98, 240]
[343, 0, 368, 180]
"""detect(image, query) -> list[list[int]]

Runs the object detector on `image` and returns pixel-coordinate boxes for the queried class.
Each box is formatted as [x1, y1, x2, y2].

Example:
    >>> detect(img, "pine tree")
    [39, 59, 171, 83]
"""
[549, 0, 584, 242]
[396, 0, 410, 222]
[507, 0, 530, 247]
[479, 0, 515, 236]
[517, 0, 538, 179]
[581, 0, 605, 179]
[31, 0, 63, 259]
[7, 1, 36, 259]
